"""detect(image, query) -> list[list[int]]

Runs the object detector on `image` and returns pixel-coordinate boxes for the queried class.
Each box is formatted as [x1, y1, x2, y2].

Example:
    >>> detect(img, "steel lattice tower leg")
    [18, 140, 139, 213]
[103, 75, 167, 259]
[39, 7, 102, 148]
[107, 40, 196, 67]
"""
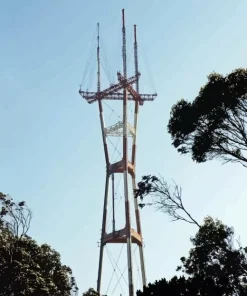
[79, 9, 157, 296]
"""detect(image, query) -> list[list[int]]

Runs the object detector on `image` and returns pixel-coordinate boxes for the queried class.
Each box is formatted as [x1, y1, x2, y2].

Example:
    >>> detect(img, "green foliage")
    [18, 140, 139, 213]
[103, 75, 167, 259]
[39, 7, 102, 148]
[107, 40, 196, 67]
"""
[0, 193, 78, 296]
[137, 217, 247, 296]
[82, 288, 99, 296]
[137, 277, 189, 296]
[168, 68, 247, 166]
[138, 276, 232, 296]
[177, 217, 247, 294]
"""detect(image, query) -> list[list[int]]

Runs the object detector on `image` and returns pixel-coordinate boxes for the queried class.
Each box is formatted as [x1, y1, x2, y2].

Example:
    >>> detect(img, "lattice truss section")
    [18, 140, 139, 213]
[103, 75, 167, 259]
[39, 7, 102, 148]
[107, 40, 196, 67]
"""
[79, 9, 157, 296]
[105, 121, 135, 137]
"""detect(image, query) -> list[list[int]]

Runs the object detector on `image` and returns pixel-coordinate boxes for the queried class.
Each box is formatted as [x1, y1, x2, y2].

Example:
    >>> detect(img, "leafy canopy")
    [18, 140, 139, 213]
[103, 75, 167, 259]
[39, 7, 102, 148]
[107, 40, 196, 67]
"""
[137, 217, 247, 296]
[168, 68, 247, 166]
[0, 192, 78, 296]
[82, 288, 99, 296]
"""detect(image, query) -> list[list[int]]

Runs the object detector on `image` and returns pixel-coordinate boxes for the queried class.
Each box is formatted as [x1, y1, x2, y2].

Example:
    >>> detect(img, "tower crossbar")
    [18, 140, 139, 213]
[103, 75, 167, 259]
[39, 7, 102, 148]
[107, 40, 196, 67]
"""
[79, 9, 157, 296]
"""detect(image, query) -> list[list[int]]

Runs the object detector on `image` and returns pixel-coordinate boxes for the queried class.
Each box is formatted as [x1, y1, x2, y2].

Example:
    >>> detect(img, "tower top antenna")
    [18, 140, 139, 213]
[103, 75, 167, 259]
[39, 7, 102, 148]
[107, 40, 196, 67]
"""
[97, 22, 100, 92]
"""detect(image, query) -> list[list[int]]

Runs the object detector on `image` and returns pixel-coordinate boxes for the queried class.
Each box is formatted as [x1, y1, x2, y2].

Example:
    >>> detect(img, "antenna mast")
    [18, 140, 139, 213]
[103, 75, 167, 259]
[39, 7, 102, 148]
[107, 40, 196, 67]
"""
[132, 24, 147, 287]
[97, 23, 100, 92]
[134, 25, 139, 93]
[122, 9, 134, 296]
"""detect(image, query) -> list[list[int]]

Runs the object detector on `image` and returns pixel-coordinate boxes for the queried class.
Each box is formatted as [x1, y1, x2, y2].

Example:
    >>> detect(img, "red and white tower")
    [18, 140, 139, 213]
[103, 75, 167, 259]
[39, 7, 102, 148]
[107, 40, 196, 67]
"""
[79, 9, 157, 296]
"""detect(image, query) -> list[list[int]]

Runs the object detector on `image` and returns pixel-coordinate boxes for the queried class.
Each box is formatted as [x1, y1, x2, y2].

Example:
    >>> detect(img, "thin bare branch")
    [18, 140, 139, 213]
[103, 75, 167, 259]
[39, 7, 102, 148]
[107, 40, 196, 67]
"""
[135, 175, 200, 228]
[0, 195, 32, 238]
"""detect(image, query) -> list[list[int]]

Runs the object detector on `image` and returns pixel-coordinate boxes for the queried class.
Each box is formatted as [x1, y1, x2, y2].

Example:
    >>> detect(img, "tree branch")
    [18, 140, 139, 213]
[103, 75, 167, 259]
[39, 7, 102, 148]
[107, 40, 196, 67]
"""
[135, 175, 200, 228]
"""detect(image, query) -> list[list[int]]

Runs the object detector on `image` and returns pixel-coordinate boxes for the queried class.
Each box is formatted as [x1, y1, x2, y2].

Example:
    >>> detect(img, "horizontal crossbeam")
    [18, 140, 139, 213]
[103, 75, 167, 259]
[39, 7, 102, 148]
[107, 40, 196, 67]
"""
[103, 227, 142, 246]
[79, 72, 140, 104]
[108, 159, 135, 176]
[80, 91, 157, 105]
[79, 71, 157, 105]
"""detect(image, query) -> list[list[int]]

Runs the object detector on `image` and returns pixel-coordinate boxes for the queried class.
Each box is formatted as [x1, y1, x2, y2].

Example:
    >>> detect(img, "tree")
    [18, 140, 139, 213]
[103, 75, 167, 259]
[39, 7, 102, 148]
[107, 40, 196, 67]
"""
[82, 288, 99, 296]
[177, 217, 247, 295]
[137, 217, 247, 296]
[137, 277, 190, 296]
[135, 175, 200, 227]
[168, 68, 247, 167]
[0, 192, 78, 296]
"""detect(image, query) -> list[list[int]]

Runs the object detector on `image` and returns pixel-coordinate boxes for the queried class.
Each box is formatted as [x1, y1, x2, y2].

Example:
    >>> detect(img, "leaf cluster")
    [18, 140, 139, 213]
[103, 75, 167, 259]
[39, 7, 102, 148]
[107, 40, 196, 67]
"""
[137, 217, 247, 295]
[0, 193, 78, 296]
[168, 68, 247, 166]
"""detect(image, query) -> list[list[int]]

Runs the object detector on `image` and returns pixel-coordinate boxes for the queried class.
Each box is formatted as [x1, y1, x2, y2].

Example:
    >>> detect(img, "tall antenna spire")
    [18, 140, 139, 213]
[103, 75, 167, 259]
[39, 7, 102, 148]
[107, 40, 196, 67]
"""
[122, 8, 134, 296]
[134, 25, 139, 93]
[97, 23, 100, 92]
[122, 9, 127, 78]
[132, 24, 147, 288]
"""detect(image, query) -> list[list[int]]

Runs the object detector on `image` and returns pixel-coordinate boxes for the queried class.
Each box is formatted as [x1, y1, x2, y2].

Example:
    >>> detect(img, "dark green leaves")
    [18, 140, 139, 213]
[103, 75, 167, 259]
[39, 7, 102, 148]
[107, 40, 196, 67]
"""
[137, 217, 247, 296]
[0, 194, 78, 296]
[82, 288, 99, 296]
[168, 68, 247, 166]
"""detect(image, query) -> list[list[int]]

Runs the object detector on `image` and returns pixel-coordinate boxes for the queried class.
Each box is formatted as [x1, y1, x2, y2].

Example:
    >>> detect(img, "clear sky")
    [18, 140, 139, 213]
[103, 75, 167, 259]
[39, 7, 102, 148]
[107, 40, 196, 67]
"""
[1, 0, 247, 295]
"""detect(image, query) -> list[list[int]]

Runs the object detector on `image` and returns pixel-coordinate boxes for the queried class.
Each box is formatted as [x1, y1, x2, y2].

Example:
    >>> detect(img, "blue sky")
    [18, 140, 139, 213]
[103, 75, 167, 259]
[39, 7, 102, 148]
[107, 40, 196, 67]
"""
[1, 0, 247, 294]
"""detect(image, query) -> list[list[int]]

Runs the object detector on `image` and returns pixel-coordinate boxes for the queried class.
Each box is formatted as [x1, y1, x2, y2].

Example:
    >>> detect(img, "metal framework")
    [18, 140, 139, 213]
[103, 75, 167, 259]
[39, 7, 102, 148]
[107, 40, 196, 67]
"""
[79, 9, 157, 296]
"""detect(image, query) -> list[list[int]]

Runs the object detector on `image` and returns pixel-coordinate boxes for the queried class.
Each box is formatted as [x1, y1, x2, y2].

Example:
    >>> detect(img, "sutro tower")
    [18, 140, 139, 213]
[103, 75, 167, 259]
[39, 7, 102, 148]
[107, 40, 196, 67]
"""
[79, 9, 157, 296]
